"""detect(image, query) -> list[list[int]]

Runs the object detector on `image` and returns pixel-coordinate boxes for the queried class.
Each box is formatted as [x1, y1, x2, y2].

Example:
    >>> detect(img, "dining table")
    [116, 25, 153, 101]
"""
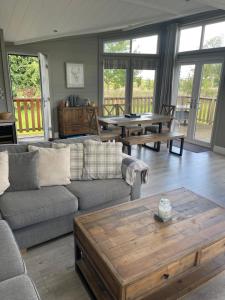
[98, 113, 173, 138]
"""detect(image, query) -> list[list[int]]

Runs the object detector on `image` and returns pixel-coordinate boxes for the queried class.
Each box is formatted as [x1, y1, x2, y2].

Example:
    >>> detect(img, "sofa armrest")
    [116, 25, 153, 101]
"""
[122, 155, 148, 200]
[0, 220, 25, 282]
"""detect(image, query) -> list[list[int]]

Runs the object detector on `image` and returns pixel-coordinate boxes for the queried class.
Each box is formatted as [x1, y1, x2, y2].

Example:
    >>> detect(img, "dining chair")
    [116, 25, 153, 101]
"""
[145, 104, 176, 134]
[86, 106, 121, 142]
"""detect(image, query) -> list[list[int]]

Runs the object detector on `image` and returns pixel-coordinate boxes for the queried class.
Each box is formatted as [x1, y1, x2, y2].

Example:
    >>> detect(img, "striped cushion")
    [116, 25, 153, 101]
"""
[53, 143, 83, 180]
[83, 140, 122, 180]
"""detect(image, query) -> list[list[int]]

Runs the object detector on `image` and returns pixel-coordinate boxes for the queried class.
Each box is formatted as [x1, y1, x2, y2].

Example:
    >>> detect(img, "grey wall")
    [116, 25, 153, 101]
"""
[6, 35, 99, 134]
[214, 103, 225, 149]
[213, 65, 225, 149]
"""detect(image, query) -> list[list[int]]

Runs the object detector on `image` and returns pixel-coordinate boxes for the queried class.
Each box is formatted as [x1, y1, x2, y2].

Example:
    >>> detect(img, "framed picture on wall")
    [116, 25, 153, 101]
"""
[66, 63, 84, 88]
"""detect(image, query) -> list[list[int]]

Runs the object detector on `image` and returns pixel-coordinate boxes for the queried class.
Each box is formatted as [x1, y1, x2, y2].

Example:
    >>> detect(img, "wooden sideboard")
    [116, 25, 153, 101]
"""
[58, 105, 91, 138]
[0, 119, 17, 144]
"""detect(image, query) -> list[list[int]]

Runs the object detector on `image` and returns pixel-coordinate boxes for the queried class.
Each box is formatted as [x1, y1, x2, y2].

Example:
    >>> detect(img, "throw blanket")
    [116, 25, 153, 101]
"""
[122, 154, 150, 186]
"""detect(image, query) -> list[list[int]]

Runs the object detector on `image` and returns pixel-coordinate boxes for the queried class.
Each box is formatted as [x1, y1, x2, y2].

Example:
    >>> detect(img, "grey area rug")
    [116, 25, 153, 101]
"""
[23, 234, 225, 300]
[173, 140, 210, 153]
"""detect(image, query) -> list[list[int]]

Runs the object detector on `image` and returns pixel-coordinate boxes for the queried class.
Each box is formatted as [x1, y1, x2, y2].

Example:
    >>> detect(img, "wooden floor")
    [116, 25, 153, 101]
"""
[23, 145, 225, 300]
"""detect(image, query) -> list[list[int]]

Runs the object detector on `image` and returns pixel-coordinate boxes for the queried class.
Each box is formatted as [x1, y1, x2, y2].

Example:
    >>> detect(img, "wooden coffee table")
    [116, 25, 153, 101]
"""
[74, 188, 225, 300]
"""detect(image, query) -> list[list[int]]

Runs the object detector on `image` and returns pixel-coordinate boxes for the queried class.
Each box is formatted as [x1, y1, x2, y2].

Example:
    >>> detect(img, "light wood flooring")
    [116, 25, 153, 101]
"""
[23, 145, 225, 300]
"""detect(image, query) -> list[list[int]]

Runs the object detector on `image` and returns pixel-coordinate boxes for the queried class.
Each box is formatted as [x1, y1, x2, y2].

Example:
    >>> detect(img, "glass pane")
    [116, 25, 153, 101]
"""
[132, 35, 158, 54]
[104, 40, 130, 53]
[203, 21, 225, 49]
[178, 26, 202, 52]
[194, 63, 222, 143]
[103, 68, 126, 116]
[132, 70, 156, 113]
[175, 65, 195, 137]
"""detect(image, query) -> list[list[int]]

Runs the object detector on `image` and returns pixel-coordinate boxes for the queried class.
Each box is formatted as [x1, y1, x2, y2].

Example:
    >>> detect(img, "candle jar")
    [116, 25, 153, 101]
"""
[158, 198, 172, 221]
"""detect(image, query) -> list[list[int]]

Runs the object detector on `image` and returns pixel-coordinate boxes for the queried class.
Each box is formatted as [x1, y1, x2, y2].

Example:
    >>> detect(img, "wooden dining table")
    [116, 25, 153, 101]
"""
[98, 113, 173, 138]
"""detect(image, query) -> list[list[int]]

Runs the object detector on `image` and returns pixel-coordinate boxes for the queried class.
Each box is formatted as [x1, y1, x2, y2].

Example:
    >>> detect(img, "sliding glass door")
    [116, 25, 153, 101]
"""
[173, 61, 222, 146]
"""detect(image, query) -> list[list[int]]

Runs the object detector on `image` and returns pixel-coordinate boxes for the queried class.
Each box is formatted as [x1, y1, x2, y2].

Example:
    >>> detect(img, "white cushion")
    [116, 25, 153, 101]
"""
[52, 143, 83, 180]
[28, 146, 71, 186]
[0, 151, 10, 195]
[83, 140, 123, 180]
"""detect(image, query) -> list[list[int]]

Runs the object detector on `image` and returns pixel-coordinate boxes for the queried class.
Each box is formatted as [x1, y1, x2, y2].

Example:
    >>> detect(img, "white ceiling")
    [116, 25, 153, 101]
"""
[0, 0, 223, 44]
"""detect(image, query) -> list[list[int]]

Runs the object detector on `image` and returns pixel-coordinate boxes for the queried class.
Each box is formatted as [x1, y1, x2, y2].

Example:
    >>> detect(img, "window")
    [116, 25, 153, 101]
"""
[103, 69, 126, 116]
[178, 26, 202, 52]
[203, 21, 225, 49]
[178, 20, 225, 52]
[132, 35, 158, 54]
[104, 40, 130, 53]
[104, 35, 158, 54]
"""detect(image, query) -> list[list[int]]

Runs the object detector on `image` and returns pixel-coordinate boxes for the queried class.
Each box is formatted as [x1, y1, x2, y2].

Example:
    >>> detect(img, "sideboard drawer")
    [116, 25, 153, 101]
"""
[126, 252, 197, 300]
[201, 237, 225, 264]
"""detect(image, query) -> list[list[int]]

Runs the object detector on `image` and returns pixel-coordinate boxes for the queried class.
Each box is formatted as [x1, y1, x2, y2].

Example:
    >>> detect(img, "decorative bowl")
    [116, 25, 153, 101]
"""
[0, 112, 12, 120]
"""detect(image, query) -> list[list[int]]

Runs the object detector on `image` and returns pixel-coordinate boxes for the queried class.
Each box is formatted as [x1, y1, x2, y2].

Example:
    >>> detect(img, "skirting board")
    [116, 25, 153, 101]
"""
[213, 146, 225, 155]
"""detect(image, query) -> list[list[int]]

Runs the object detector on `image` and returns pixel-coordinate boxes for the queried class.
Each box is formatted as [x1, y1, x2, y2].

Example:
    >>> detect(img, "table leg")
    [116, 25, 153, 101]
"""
[144, 122, 162, 152]
[121, 126, 126, 138]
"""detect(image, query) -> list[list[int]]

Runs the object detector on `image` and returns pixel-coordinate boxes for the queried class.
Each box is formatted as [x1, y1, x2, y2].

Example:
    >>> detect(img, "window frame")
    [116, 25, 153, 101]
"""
[103, 33, 160, 55]
[177, 18, 225, 54]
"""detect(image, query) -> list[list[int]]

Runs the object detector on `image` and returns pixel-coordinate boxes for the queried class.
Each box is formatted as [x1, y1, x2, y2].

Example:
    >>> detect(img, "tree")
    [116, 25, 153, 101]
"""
[8, 55, 41, 98]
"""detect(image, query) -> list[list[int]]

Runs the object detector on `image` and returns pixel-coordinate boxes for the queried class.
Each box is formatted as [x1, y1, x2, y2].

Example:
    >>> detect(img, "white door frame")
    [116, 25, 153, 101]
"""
[39, 53, 52, 140]
[173, 58, 223, 147]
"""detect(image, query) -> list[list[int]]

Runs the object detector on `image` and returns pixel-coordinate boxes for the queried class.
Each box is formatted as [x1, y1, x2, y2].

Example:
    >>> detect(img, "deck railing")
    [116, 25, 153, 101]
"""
[104, 96, 217, 124]
[104, 96, 154, 116]
[13, 98, 43, 133]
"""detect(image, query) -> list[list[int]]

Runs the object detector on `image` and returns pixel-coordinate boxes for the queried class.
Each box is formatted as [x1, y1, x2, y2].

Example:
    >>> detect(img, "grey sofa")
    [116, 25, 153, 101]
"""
[0, 219, 40, 299]
[0, 137, 142, 250]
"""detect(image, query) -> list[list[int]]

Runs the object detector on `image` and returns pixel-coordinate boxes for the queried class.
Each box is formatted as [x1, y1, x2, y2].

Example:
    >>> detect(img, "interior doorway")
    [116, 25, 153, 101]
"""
[173, 61, 223, 147]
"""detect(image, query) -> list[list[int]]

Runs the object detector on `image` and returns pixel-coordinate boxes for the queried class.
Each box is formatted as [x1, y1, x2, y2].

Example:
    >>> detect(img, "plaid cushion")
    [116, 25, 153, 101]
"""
[83, 140, 123, 180]
[53, 143, 83, 180]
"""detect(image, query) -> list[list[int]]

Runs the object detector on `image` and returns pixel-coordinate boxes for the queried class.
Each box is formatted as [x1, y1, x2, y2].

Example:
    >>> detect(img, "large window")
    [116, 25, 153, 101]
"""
[103, 68, 126, 116]
[132, 70, 156, 113]
[178, 20, 225, 52]
[104, 35, 158, 54]
[104, 40, 130, 54]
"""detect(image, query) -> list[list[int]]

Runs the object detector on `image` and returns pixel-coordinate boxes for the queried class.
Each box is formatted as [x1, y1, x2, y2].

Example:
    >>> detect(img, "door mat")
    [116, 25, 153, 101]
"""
[173, 140, 210, 153]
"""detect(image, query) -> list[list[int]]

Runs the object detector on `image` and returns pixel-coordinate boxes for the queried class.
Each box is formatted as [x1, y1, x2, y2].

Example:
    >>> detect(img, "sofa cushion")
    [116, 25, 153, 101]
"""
[80, 196, 131, 213]
[0, 186, 78, 230]
[0, 220, 25, 282]
[53, 142, 84, 180]
[0, 275, 40, 300]
[8, 151, 40, 192]
[28, 146, 71, 186]
[0, 151, 10, 195]
[67, 179, 131, 210]
[0, 144, 28, 153]
[83, 140, 123, 180]
[0, 142, 52, 154]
